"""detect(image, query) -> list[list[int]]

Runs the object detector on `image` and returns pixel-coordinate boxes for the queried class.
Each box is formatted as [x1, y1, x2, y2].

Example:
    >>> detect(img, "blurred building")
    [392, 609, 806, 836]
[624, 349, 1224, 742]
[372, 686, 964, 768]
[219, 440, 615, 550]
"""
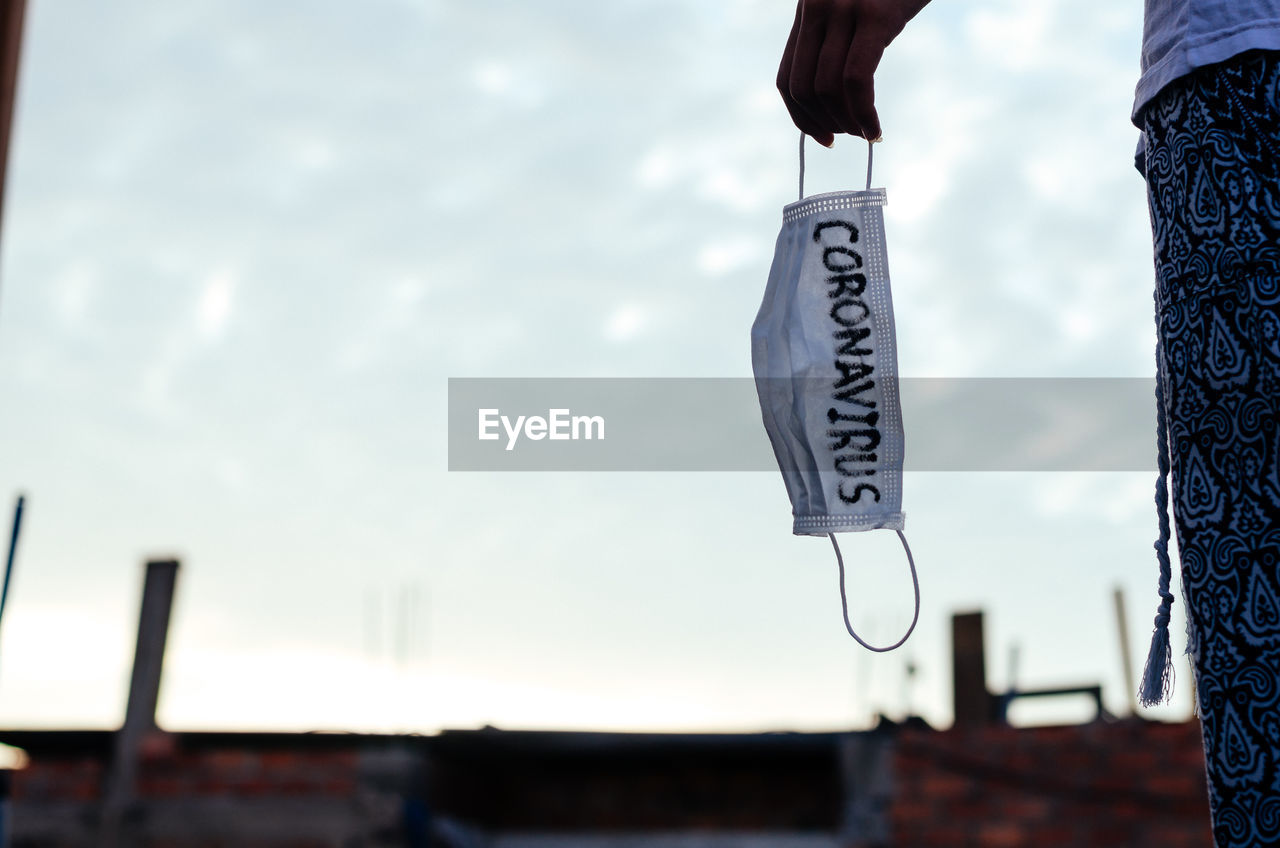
[0, 717, 1209, 847]
[0, 569, 1213, 847]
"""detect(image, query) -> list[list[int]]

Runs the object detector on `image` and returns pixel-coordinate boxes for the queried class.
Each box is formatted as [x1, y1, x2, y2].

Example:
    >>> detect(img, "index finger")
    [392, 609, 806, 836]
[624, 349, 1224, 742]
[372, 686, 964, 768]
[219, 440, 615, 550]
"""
[842, 23, 889, 141]
[780, 1, 841, 146]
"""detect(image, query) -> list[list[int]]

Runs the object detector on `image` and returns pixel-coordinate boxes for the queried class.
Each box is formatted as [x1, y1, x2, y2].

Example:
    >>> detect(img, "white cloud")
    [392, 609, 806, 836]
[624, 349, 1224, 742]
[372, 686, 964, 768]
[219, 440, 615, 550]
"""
[197, 268, 236, 340]
[1060, 307, 1099, 343]
[635, 145, 676, 190]
[886, 155, 952, 225]
[633, 131, 788, 212]
[695, 236, 760, 277]
[696, 165, 770, 213]
[1029, 473, 1153, 525]
[295, 136, 337, 171]
[964, 2, 1055, 71]
[604, 303, 647, 342]
[52, 261, 97, 327]
[389, 275, 428, 306]
[213, 456, 248, 491]
[471, 58, 546, 108]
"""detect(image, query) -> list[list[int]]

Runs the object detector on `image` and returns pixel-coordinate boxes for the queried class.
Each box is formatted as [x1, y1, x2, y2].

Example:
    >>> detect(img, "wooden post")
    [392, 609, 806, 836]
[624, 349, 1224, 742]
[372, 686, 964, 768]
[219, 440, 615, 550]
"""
[952, 610, 991, 726]
[100, 559, 180, 846]
[0, 0, 25, 240]
[1114, 586, 1137, 716]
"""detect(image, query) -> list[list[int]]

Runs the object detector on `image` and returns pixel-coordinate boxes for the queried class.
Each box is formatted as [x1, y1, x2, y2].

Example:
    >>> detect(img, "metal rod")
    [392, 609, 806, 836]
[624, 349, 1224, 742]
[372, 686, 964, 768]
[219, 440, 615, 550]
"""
[0, 493, 23, 629]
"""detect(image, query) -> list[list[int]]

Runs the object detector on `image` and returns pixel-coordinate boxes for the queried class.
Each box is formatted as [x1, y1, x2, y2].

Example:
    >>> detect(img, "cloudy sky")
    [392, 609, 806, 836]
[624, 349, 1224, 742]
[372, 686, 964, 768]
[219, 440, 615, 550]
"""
[0, 0, 1194, 733]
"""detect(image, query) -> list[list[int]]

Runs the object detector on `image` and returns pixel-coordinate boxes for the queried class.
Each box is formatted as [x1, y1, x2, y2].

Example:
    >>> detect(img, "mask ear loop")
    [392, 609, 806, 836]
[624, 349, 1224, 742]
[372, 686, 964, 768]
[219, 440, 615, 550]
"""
[798, 132, 805, 201]
[798, 132, 876, 201]
[829, 531, 920, 652]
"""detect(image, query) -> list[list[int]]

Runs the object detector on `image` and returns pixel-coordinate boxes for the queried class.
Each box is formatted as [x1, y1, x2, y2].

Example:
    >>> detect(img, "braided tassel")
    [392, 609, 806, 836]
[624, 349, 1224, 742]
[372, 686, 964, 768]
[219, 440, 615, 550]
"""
[1139, 350, 1175, 708]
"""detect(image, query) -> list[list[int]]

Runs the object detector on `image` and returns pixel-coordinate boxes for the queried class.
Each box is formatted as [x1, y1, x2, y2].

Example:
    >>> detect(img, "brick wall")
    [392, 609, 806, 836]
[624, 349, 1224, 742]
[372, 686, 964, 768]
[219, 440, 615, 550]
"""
[10, 755, 103, 805]
[10, 747, 361, 804]
[134, 747, 360, 800]
[891, 720, 1211, 848]
[0, 722, 1214, 847]
[4, 734, 408, 847]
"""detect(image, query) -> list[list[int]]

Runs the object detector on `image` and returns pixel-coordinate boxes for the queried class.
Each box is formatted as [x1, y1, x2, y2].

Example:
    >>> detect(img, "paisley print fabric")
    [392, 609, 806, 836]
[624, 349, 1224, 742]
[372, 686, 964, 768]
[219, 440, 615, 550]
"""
[1142, 49, 1280, 848]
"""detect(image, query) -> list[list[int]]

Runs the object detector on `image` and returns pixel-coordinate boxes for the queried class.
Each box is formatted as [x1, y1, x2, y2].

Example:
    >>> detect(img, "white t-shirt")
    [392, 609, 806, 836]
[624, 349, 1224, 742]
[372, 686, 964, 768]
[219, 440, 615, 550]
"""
[1135, 0, 1280, 121]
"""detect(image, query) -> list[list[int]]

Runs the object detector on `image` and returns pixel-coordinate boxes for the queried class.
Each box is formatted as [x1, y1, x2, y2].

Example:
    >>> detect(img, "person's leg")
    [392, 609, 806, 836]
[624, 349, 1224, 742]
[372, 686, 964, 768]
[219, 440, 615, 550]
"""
[1143, 49, 1280, 848]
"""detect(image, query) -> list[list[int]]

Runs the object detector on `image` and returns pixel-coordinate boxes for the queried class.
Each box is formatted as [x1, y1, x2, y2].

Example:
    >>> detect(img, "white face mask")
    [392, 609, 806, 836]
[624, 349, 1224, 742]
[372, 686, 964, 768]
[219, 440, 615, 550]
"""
[750, 136, 919, 653]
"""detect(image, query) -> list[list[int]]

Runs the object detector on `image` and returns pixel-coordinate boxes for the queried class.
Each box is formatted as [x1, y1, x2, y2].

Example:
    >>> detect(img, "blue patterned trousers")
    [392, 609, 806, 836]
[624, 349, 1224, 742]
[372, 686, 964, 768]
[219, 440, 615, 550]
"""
[1142, 49, 1280, 847]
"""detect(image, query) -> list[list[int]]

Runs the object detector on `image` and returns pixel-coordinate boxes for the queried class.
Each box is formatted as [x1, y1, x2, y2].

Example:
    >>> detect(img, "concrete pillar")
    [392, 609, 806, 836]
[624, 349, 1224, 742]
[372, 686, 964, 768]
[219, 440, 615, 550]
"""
[100, 559, 180, 846]
[838, 732, 893, 848]
[951, 611, 991, 726]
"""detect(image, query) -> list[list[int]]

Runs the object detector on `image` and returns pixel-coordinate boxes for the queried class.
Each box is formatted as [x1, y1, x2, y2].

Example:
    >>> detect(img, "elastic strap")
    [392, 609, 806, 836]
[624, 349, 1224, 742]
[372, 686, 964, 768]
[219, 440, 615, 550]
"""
[1139, 346, 1175, 706]
[798, 132, 805, 201]
[799, 132, 874, 201]
[828, 530, 920, 652]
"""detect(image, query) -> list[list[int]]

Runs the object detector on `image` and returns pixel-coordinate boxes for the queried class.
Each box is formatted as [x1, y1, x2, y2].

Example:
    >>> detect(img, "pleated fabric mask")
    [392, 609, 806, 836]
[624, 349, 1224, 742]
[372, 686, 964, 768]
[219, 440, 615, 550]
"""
[750, 135, 920, 652]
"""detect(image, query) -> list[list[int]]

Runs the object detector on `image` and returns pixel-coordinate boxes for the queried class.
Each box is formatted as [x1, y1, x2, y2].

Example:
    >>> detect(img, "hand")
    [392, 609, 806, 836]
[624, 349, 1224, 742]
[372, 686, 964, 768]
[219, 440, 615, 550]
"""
[777, 0, 932, 146]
